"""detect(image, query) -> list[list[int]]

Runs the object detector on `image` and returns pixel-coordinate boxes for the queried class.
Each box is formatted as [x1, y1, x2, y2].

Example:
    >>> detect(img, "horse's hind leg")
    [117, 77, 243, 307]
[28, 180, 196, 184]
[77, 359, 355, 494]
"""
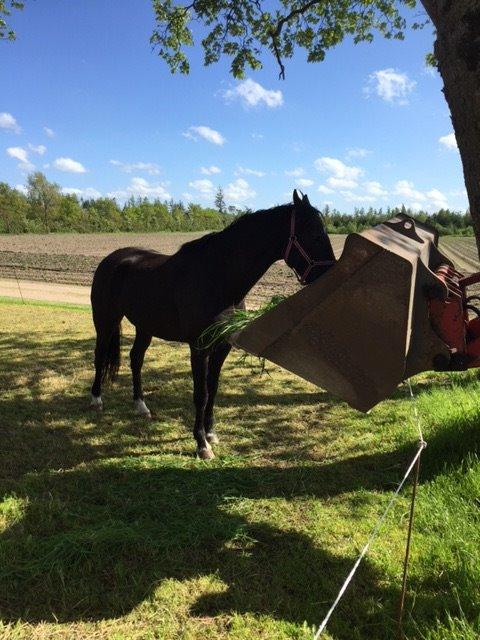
[90, 319, 121, 410]
[189, 345, 214, 460]
[130, 328, 152, 417]
[204, 341, 231, 445]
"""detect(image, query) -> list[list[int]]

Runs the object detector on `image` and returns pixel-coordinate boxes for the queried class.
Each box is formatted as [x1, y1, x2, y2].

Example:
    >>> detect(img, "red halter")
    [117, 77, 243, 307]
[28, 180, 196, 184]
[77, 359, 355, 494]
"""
[284, 210, 335, 285]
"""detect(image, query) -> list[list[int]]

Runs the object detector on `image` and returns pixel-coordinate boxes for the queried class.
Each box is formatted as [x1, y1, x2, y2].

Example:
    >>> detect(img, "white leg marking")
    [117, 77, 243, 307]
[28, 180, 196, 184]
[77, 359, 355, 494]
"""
[90, 394, 103, 411]
[197, 442, 215, 460]
[206, 432, 219, 445]
[134, 398, 152, 418]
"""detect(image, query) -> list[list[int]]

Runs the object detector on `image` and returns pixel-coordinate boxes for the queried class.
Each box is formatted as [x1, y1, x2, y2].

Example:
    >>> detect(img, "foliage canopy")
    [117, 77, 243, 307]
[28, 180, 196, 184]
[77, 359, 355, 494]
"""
[151, 0, 421, 78]
[0, 0, 24, 40]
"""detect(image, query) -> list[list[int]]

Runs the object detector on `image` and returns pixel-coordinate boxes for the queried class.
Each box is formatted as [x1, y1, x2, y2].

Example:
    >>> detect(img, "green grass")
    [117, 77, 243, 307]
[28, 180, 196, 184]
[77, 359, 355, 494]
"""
[0, 301, 479, 639]
[0, 295, 90, 312]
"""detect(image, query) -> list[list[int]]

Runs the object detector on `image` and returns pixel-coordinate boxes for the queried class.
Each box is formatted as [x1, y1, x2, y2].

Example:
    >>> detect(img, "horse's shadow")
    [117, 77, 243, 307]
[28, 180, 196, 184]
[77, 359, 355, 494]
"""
[0, 461, 459, 639]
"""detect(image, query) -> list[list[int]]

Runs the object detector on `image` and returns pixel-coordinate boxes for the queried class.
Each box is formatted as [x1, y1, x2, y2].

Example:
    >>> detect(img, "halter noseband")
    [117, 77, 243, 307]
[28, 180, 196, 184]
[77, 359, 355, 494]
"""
[284, 209, 335, 285]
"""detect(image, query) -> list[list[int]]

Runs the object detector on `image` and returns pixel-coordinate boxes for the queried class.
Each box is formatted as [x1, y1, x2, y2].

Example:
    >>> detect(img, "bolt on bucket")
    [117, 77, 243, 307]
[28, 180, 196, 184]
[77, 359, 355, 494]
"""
[232, 215, 453, 412]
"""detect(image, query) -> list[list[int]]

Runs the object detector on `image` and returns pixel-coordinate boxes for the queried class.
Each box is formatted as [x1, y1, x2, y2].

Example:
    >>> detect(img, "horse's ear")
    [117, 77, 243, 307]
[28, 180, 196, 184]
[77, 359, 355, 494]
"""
[303, 193, 311, 207]
[293, 189, 303, 207]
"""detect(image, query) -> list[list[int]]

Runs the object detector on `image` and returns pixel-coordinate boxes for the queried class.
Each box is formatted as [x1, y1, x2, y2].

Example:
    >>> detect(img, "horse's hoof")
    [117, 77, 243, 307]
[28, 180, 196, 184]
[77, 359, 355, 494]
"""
[90, 395, 103, 411]
[197, 446, 215, 460]
[134, 399, 152, 419]
[206, 432, 219, 445]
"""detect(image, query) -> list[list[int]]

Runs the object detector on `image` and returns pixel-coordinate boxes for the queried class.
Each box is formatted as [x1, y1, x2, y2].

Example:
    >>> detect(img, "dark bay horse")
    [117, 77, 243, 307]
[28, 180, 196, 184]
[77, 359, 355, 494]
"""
[90, 190, 335, 459]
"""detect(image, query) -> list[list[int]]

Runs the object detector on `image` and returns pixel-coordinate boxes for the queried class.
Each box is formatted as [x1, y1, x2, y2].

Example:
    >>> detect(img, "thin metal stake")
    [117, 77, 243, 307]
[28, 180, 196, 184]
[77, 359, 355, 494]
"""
[14, 268, 25, 304]
[397, 445, 423, 639]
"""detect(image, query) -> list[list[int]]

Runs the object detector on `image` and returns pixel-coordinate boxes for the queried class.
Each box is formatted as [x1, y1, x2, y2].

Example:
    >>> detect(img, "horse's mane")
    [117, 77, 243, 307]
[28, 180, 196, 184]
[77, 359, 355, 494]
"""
[177, 203, 293, 255]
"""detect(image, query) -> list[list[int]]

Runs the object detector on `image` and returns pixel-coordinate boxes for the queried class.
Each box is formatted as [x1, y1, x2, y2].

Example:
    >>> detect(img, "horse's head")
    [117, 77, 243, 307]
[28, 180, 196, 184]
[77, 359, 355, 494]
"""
[284, 189, 336, 285]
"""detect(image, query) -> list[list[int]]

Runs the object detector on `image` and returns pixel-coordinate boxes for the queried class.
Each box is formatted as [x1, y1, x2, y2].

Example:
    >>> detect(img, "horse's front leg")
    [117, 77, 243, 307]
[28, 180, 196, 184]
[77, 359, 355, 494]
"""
[130, 329, 152, 417]
[189, 345, 214, 460]
[204, 341, 232, 445]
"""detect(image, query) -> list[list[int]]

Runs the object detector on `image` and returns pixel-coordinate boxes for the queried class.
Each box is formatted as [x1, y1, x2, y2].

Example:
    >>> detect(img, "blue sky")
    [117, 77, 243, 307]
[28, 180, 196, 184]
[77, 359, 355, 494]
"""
[0, 0, 467, 213]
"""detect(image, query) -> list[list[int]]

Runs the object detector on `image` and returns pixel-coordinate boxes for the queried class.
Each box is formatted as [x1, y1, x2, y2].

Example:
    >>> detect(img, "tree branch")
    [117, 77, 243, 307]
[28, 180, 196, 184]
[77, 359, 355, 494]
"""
[268, 0, 326, 79]
[270, 31, 286, 79]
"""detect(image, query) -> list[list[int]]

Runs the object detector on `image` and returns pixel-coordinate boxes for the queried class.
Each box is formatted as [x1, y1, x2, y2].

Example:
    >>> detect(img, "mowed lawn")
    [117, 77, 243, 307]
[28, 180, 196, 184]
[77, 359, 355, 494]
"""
[0, 300, 479, 639]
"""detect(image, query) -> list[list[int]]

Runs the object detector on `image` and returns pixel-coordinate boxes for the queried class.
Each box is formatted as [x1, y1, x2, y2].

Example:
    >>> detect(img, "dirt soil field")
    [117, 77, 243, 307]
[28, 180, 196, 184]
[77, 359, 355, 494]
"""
[0, 232, 348, 308]
[0, 233, 477, 307]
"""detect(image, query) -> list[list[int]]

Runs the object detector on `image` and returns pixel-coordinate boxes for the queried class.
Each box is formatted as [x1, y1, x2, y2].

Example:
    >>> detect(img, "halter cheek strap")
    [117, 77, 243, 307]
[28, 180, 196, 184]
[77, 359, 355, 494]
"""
[284, 210, 335, 285]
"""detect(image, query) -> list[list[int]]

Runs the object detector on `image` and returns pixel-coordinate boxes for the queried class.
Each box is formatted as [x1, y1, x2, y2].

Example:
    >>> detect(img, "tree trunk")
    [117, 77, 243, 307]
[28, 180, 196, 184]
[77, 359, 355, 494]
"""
[421, 0, 480, 258]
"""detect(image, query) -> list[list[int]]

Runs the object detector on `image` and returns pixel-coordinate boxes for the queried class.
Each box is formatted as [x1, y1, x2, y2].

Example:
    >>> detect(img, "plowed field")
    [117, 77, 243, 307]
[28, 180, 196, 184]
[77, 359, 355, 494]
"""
[0, 233, 476, 306]
[0, 233, 347, 307]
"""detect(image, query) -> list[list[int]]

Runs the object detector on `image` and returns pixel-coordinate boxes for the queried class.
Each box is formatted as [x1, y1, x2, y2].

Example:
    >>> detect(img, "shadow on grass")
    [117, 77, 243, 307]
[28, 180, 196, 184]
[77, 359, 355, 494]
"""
[0, 462, 444, 639]
[1, 328, 480, 637]
[1, 418, 479, 639]
[0, 330, 336, 470]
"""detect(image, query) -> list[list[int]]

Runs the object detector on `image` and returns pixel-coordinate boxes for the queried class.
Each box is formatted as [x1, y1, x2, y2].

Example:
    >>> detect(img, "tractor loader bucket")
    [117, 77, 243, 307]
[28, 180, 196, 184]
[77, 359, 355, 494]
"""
[232, 215, 454, 412]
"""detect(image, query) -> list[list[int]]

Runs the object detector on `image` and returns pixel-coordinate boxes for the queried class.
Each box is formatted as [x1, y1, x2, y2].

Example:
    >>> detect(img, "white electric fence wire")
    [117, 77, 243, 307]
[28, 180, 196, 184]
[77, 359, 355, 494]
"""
[313, 381, 426, 639]
[407, 379, 425, 444]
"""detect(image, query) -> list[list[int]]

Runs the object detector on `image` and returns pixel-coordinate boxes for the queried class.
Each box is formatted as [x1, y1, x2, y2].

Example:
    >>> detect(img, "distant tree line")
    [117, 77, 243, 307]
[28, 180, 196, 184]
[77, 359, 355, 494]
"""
[321, 205, 473, 237]
[0, 174, 244, 233]
[0, 172, 473, 236]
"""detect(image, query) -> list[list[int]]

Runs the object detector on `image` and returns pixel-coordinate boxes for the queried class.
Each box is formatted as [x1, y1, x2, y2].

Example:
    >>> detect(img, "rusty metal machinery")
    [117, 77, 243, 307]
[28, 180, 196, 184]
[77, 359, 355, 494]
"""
[232, 214, 480, 412]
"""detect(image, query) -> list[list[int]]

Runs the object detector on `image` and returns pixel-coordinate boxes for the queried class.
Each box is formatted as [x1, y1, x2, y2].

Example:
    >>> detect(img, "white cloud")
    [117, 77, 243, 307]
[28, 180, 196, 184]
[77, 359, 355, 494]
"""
[318, 185, 334, 194]
[394, 180, 426, 202]
[43, 126, 55, 138]
[393, 180, 450, 210]
[315, 157, 363, 182]
[439, 132, 458, 151]
[62, 187, 102, 199]
[0, 112, 21, 133]
[315, 157, 363, 190]
[200, 165, 221, 175]
[410, 202, 424, 212]
[423, 64, 437, 78]
[53, 157, 87, 173]
[363, 181, 388, 198]
[327, 177, 359, 189]
[183, 125, 226, 145]
[426, 188, 448, 209]
[15, 184, 27, 194]
[28, 144, 47, 155]
[341, 191, 376, 203]
[110, 159, 161, 175]
[7, 146, 29, 163]
[251, 132, 264, 140]
[296, 178, 314, 188]
[223, 79, 283, 109]
[108, 177, 171, 200]
[6, 147, 35, 172]
[318, 176, 390, 204]
[346, 147, 371, 159]
[225, 178, 256, 203]
[18, 161, 35, 171]
[188, 178, 215, 198]
[235, 166, 266, 178]
[364, 68, 416, 105]
[449, 188, 468, 198]
[290, 141, 306, 153]
[285, 167, 304, 177]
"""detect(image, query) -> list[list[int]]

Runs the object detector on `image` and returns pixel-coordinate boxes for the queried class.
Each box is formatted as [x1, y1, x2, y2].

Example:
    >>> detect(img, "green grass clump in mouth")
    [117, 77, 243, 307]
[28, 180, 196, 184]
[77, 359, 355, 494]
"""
[197, 295, 286, 350]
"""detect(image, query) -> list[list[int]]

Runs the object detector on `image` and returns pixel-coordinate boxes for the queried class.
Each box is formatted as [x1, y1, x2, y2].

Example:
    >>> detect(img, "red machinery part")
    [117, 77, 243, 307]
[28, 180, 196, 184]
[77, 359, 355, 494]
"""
[429, 266, 480, 369]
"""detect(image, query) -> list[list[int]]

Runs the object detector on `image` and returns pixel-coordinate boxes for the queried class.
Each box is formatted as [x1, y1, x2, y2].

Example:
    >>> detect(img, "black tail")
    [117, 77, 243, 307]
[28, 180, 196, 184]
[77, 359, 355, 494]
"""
[101, 322, 122, 384]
